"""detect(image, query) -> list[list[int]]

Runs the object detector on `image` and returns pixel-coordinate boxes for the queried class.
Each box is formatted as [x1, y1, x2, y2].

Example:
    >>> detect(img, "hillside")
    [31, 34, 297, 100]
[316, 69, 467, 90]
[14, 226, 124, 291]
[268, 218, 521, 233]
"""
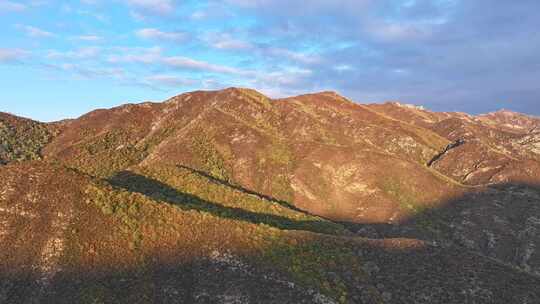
[368, 103, 540, 185]
[0, 112, 58, 164]
[2, 88, 540, 303]
[1, 162, 539, 303]
[42, 88, 460, 224]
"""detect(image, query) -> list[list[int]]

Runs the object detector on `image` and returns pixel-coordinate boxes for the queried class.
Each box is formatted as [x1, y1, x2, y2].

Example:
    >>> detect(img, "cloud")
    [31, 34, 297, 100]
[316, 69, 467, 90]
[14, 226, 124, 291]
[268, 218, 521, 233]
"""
[43, 62, 126, 80]
[4, 0, 540, 116]
[16, 24, 55, 38]
[76, 9, 108, 22]
[363, 21, 431, 42]
[125, 0, 176, 15]
[144, 74, 197, 87]
[47, 47, 101, 60]
[0, 0, 26, 12]
[103, 45, 316, 92]
[73, 35, 103, 42]
[162, 56, 248, 75]
[107, 46, 163, 64]
[107, 46, 252, 76]
[74, 66, 125, 79]
[188, 2, 234, 20]
[204, 33, 321, 64]
[135, 28, 187, 42]
[256, 68, 312, 87]
[226, 0, 372, 16]
[205, 33, 253, 50]
[0, 48, 28, 63]
[265, 47, 322, 64]
[207, 0, 540, 115]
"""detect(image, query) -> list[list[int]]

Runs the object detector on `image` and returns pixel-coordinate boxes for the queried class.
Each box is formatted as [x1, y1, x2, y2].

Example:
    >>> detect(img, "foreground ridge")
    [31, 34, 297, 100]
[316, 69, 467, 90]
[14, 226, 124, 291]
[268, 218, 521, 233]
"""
[1, 88, 540, 303]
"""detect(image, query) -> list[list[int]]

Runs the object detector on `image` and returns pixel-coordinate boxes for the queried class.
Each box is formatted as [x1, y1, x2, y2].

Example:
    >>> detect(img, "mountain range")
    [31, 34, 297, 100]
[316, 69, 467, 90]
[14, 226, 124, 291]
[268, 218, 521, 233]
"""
[1, 87, 539, 303]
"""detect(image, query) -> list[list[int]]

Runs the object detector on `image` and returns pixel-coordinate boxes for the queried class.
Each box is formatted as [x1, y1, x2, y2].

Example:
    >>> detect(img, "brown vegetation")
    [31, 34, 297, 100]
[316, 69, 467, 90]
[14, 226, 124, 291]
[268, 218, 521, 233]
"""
[1, 88, 540, 303]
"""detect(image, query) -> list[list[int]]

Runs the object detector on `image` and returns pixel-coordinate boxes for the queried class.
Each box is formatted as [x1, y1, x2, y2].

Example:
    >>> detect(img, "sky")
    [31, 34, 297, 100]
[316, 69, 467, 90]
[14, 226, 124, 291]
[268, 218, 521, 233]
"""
[0, 0, 539, 122]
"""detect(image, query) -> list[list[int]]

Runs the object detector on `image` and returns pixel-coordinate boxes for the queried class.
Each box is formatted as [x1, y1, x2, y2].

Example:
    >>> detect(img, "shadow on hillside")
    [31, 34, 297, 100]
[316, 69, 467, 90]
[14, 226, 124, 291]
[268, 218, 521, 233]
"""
[2, 170, 540, 303]
[107, 168, 540, 277]
[176, 164, 306, 214]
[341, 182, 540, 278]
[0, 259, 316, 304]
[1, 222, 540, 304]
[108, 171, 340, 235]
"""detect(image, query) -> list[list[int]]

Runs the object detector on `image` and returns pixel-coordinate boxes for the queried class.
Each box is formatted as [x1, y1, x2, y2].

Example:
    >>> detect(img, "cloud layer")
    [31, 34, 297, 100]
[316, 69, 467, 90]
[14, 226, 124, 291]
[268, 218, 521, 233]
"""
[1, 0, 539, 120]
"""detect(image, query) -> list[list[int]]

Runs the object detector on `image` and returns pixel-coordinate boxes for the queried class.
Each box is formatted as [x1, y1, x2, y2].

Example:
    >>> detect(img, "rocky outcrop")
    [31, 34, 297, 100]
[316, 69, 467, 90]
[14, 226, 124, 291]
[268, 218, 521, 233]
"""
[427, 139, 466, 167]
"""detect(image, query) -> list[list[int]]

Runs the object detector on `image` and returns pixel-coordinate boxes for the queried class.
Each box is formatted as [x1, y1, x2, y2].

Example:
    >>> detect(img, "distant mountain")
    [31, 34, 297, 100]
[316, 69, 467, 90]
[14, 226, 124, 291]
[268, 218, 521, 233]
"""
[1, 88, 540, 303]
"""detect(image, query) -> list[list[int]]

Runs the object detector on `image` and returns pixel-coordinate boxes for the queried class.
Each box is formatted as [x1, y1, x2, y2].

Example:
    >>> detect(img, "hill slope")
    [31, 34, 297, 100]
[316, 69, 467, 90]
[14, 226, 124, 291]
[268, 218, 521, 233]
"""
[43, 88, 460, 224]
[0, 112, 58, 164]
[1, 162, 539, 303]
[368, 102, 540, 185]
[2, 88, 540, 302]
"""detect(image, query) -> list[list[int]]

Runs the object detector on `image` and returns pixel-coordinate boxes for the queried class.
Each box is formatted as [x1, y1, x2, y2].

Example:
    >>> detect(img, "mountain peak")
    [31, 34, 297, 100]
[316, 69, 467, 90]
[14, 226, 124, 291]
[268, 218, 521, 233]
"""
[222, 87, 270, 100]
[165, 87, 270, 106]
[279, 90, 353, 107]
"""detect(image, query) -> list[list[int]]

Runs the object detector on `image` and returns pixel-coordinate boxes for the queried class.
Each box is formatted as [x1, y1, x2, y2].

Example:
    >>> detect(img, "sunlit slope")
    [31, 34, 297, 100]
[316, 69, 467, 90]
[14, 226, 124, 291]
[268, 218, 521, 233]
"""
[43, 88, 460, 224]
[368, 102, 540, 185]
[0, 112, 58, 164]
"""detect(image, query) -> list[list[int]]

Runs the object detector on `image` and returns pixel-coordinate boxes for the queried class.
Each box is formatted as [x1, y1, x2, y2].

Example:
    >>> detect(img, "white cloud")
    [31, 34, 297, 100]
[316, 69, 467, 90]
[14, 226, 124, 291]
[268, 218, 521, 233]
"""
[365, 21, 430, 42]
[162, 56, 247, 75]
[266, 47, 322, 64]
[0, 48, 28, 63]
[107, 46, 252, 76]
[144, 74, 197, 87]
[0, 0, 26, 12]
[205, 33, 253, 50]
[76, 10, 108, 22]
[333, 64, 354, 72]
[45, 62, 126, 80]
[254, 67, 313, 86]
[214, 39, 251, 50]
[16, 25, 55, 38]
[189, 3, 234, 20]
[204, 33, 321, 64]
[125, 0, 175, 15]
[190, 10, 207, 20]
[73, 35, 103, 42]
[225, 0, 372, 14]
[136, 28, 187, 42]
[47, 47, 101, 60]
[107, 46, 162, 64]
[105, 44, 317, 92]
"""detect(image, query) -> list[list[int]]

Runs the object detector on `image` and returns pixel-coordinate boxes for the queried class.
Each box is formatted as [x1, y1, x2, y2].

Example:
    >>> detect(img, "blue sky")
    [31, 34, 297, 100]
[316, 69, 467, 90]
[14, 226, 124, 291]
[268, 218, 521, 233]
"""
[1, 0, 539, 121]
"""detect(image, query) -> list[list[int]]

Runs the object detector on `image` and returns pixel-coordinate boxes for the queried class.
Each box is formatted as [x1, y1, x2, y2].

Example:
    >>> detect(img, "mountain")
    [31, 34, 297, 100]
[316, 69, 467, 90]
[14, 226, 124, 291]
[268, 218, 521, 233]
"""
[1, 88, 540, 303]
[42, 89, 458, 224]
[0, 112, 59, 164]
[368, 103, 540, 186]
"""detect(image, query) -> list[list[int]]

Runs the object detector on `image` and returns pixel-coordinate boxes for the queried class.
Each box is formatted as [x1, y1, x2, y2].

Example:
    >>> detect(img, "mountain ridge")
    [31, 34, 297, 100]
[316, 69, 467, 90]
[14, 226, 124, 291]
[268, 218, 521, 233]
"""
[7, 88, 540, 124]
[1, 87, 540, 303]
